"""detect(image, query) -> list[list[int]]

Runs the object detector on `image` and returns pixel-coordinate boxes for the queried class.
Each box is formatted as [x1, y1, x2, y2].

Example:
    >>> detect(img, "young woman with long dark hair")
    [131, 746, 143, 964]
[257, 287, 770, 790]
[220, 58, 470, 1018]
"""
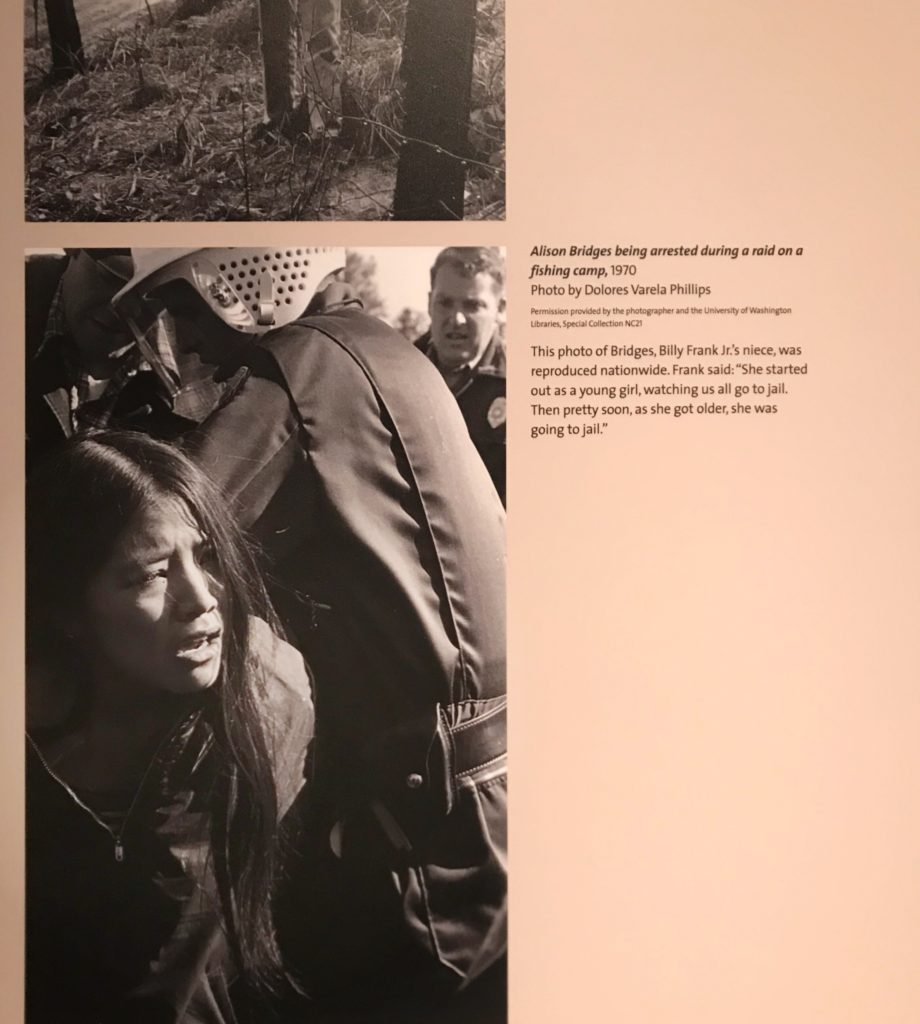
[26, 431, 313, 1024]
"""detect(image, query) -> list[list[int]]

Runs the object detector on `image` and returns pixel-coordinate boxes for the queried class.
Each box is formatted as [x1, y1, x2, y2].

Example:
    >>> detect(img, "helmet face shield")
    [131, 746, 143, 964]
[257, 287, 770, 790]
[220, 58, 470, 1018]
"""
[113, 247, 346, 333]
[109, 287, 182, 395]
[110, 246, 346, 395]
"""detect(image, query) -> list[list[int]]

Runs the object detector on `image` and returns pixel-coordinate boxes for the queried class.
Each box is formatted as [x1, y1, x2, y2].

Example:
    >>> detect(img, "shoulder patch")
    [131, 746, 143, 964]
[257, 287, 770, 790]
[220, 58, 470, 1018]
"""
[487, 396, 506, 429]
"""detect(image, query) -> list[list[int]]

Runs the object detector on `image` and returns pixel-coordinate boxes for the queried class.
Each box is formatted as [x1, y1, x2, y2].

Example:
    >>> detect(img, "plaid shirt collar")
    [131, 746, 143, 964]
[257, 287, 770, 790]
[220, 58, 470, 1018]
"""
[419, 332, 506, 396]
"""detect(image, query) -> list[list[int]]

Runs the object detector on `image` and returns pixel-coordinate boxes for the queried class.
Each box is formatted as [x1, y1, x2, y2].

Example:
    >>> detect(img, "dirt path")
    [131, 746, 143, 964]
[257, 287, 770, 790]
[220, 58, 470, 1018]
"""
[25, 0, 169, 45]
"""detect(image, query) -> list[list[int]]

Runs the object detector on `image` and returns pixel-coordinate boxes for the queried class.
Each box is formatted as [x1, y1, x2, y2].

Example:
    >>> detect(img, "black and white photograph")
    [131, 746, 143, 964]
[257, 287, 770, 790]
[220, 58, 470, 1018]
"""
[24, 1, 505, 220]
[25, 246, 507, 1022]
[7, 0, 920, 1022]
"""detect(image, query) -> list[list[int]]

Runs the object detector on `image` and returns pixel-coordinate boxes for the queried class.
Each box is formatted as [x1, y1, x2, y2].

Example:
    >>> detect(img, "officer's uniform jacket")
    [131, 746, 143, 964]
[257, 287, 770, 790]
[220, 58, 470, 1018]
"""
[188, 307, 507, 1006]
[414, 330, 506, 505]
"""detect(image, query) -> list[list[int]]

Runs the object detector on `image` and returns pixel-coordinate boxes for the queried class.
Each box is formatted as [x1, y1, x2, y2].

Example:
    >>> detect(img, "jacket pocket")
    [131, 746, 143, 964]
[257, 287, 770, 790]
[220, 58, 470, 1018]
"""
[402, 766, 507, 985]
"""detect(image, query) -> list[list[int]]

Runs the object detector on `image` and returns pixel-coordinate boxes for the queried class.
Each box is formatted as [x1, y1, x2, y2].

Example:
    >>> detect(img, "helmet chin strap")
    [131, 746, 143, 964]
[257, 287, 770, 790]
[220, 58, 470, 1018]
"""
[257, 269, 276, 327]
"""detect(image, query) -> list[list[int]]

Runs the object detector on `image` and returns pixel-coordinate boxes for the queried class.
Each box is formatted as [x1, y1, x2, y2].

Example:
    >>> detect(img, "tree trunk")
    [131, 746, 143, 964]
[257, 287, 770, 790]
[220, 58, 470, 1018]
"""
[393, 0, 476, 221]
[259, 0, 302, 125]
[259, 0, 341, 134]
[43, 0, 87, 78]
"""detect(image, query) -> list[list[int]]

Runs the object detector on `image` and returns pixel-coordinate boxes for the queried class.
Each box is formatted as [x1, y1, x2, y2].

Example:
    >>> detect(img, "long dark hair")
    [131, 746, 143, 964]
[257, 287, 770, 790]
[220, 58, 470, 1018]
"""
[27, 430, 286, 991]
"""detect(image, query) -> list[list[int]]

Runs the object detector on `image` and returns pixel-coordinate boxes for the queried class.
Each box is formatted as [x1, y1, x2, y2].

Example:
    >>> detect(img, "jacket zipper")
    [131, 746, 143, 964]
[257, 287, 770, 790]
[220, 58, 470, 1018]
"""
[27, 718, 187, 863]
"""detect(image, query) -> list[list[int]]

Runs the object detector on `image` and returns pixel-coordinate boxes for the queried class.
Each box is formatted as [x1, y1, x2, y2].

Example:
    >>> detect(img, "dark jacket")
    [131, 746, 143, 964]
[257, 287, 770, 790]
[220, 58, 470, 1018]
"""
[26, 621, 312, 1024]
[414, 330, 506, 505]
[187, 308, 507, 1010]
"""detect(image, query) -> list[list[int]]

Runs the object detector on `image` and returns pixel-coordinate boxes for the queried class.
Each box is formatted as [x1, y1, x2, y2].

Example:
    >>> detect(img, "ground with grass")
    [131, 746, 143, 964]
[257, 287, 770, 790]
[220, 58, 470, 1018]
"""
[24, 0, 505, 221]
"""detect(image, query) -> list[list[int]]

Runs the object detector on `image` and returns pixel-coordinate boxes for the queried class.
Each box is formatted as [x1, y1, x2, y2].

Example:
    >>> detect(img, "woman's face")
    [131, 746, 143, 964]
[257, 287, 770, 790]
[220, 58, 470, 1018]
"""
[76, 500, 225, 699]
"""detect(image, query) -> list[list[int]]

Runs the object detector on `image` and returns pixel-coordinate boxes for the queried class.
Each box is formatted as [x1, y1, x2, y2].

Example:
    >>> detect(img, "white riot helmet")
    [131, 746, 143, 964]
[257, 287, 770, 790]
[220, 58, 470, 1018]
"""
[112, 246, 347, 336]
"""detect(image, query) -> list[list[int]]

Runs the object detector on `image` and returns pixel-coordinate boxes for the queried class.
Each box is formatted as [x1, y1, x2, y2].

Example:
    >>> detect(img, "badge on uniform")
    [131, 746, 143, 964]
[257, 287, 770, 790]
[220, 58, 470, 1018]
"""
[487, 396, 506, 429]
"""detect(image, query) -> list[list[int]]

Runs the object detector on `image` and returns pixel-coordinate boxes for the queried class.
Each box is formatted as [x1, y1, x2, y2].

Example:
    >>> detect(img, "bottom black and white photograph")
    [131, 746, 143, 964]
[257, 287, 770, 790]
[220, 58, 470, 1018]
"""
[24, 245, 507, 1023]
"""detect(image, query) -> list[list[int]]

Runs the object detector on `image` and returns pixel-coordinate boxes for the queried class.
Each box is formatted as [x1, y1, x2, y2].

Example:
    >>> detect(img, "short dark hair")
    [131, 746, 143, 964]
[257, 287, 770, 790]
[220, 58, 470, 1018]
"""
[429, 247, 505, 292]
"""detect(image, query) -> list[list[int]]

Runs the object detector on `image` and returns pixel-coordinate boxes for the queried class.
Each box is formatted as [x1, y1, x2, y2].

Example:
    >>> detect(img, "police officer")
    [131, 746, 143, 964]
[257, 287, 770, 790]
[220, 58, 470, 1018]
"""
[26, 249, 238, 472]
[415, 246, 507, 505]
[26, 249, 145, 470]
[110, 248, 507, 1020]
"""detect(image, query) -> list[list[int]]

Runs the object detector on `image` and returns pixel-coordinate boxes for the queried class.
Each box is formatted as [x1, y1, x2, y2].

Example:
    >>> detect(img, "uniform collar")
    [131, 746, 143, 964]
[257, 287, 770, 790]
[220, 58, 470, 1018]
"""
[418, 331, 506, 388]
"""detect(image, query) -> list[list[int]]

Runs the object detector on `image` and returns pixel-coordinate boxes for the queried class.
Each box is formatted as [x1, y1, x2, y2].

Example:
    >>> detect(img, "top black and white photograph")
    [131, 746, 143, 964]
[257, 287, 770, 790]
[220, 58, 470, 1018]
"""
[25, 0, 505, 220]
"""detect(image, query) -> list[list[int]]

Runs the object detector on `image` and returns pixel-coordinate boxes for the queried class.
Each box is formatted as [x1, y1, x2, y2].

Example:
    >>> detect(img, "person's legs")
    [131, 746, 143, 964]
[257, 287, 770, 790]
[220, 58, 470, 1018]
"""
[297, 0, 343, 135]
[258, 0, 342, 135]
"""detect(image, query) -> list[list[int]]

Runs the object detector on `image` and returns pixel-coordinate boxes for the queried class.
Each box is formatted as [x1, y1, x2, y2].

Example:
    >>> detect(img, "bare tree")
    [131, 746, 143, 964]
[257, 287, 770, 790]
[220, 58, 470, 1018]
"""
[394, 307, 427, 342]
[43, 0, 87, 78]
[345, 252, 387, 320]
[393, 0, 476, 220]
[259, 0, 302, 128]
[258, 0, 342, 136]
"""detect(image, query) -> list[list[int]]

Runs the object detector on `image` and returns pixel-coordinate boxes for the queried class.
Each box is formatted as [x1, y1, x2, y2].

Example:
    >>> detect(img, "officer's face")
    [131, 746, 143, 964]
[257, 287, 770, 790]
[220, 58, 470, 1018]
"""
[61, 252, 136, 379]
[428, 267, 505, 372]
[156, 282, 252, 369]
